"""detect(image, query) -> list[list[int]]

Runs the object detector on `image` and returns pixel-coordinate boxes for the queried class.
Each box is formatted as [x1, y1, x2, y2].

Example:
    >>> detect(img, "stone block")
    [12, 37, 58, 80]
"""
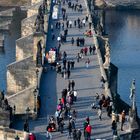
[0, 127, 26, 140]
[7, 56, 36, 95]
[21, 15, 37, 37]
[16, 34, 33, 61]
[31, 0, 43, 5]
[27, 2, 43, 17]
[7, 86, 35, 114]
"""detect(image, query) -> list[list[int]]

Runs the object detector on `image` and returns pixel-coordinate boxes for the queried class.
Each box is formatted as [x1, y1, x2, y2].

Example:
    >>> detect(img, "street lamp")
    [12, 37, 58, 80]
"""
[36, 69, 39, 89]
[26, 107, 30, 121]
[15, 135, 20, 140]
[13, 105, 16, 115]
[33, 89, 38, 112]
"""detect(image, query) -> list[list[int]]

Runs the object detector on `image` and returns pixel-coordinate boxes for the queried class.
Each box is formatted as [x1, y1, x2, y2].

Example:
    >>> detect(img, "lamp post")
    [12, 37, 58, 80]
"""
[26, 107, 30, 121]
[13, 105, 16, 115]
[15, 135, 20, 140]
[36, 69, 39, 89]
[33, 89, 38, 112]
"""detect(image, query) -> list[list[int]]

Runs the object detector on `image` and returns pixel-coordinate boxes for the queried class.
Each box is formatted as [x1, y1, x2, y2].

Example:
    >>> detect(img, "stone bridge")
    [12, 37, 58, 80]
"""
[7, 0, 49, 116]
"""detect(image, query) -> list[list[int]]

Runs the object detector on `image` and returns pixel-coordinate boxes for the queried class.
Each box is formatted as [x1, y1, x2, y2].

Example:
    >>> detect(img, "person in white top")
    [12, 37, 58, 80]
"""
[69, 20, 72, 28]
[82, 19, 86, 27]
[73, 90, 77, 101]
[57, 36, 61, 43]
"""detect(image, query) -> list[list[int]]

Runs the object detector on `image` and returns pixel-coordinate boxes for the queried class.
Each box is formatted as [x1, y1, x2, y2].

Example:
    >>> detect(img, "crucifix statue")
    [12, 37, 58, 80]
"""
[129, 79, 139, 130]
[129, 79, 136, 110]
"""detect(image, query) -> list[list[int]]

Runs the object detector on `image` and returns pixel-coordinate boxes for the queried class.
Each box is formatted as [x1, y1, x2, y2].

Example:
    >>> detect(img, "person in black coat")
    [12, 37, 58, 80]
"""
[112, 120, 117, 136]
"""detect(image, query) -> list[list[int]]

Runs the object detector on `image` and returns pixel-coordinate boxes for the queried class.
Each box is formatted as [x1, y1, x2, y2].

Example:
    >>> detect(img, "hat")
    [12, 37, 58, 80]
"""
[123, 110, 125, 112]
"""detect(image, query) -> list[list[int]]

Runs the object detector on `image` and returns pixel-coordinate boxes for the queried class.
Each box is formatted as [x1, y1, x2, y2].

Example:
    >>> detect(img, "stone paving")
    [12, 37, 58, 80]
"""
[14, 0, 129, 139]
[37, 0, 115, 139]
[45, 0, 114, 139]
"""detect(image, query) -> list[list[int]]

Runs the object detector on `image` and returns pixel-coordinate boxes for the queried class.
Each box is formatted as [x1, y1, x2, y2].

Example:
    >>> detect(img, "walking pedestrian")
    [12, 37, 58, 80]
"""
[89, 22, 92, 29]
[71, 37, 74, 45]
[57, 36, 61, 43]
[71, 80, 75, 90]
[72, 129, 77, 140]
[62, 22, 64, 30]
[121, 110, 125, 131]
[85, 58, 90, 68]
[77, 129, 82, 140]
[64, 70, 67, 79]
[74, 20, 77, 27]
[68, 80, 71, 91]
[100, 76, 106, 88]
[85, 124, 92, 140]
[46, 124, 52, 139]
[85, 15, 88, 22]
[73, 90, 77, 101]
[77, 53, 80, 62]
[112, 120, 117, 136]
[107, 102, 112, 118]
[89, 46, 92, 54]
[83, 120, 88, 138]
[29, 133, 36, 140]
[24, 120, 29, 132]
[93, 45, 96, 54]
[82, 18, 86, 27]
[97, 108, 102, 120]
[67, 69, 71, 79]
[69, 20, 72, 28]
[68, 121, 72, 138]
[67, 61, 71, 70]
[71, 60, 75, 69]
[59, 120, 65, 133]
[76, 37, 80, 46]
[51, 24, 54, 32]
[72, 109, 77, 120]
[66, 20, 69, 28]
[52, 33, 55, 40]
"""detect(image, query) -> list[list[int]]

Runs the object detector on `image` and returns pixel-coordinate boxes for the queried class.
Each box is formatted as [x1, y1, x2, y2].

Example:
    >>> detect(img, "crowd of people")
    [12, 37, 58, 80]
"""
[44, 0, 127, 139]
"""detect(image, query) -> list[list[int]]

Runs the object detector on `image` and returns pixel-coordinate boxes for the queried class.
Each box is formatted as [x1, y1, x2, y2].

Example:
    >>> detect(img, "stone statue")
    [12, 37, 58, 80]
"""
[129, 79, 139, 131]
[103, 40, 110, 69]
[129, 79, 136, 110]
[1, 99, 9, 111]
[0, 90, 4, 107]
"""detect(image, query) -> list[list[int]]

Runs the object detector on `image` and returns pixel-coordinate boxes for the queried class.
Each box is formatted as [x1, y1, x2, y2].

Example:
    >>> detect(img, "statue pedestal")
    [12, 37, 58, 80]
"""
[129, 108, 139, 131]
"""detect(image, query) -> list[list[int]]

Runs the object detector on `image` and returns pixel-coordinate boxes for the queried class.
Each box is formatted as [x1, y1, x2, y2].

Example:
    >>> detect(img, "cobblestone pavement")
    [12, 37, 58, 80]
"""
[14, 0, 129, 139]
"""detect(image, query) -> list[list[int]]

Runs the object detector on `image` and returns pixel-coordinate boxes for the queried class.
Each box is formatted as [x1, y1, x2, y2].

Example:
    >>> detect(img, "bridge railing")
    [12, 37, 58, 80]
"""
[84, 0, 112, 98]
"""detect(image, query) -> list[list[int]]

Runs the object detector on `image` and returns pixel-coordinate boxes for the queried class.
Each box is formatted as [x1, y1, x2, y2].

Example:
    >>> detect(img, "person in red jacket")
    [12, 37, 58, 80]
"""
[85, 124, 92, 140]
[29, 133, 36, 140]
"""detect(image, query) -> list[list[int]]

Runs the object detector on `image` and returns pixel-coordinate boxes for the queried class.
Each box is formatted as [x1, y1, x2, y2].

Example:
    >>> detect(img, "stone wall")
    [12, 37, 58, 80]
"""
[7, 86, 35, 114]
[7, 56, 36, 95]
[21, 14, 36, 37]
[31, 0, 43, 5]
[27, 2, 42, 17]
[6, 0, 48, 117]
[0, 108, 10, 127]
[0, 127, 29, 140]
[16, 34, 33, 61]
